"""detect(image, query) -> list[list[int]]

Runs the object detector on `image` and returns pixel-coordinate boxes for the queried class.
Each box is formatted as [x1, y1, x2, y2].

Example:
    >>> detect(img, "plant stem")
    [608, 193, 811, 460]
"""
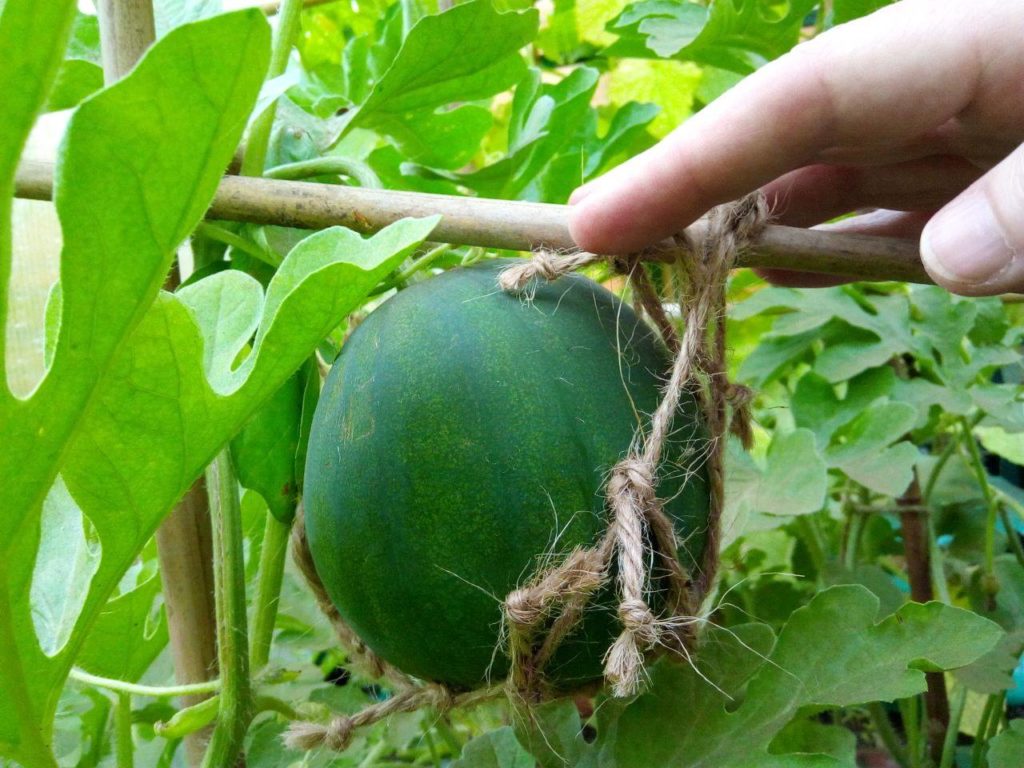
[253, 695, 300, 720]
[927, 516, 952, 604]
[796, 515, 828, 577]
[194, 222, 272, 263]
[996, 486, 1024, 521]
[868, 702, 909, 768]
[898, 472, 950, 762]
[250, 514, 292, 671]
[421, 727, 441, 767]
[971, 693, 1003, 768]
[432, 715, 463, 757]
[922, 432, 963, 505]
[937, 686, 966, 768]
[371, 244, 452, 296]
[900, 696, 921, 768]
[70, 668, 221, 698]
[984, 691, 1005, 743]
[843, 509, 865, 570]
[959, 417, 1000, 580]
[359, 739, 390, 768]
[241, 0, 304, 176]
[996, 500, 1024, 569]
[201, 451, 253, 768]
[115, 692, 134, 768]
[266, 157, 383, 189]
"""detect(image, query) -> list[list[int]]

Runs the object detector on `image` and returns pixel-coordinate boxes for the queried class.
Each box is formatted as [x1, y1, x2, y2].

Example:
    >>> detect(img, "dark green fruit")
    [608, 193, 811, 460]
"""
[304, 259, 709, 690]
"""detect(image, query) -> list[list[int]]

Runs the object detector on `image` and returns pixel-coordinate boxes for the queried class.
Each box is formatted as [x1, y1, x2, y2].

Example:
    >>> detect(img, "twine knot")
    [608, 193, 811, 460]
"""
[504, 587, 544, 628]
[285, 716, 354, 752]
[617, 598, 659, 647]
[607, 458, 655, 500]
[425, 685, 457, 713]
[497, 250, 608, 293]
[725, 383, 755, 449]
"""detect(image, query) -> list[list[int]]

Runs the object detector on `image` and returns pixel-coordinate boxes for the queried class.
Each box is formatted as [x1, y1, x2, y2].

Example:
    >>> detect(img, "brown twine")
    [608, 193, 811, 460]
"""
[498, 193, 768, 697]
[290, 505, 414, 689]
[285, 193, 767, 750]
[284, 680, 503, 752]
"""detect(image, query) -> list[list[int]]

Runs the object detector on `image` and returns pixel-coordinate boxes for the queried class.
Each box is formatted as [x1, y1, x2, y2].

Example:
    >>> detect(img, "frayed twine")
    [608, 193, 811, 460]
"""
[499, 192, 768, 697]
[284, 193, 768, 750]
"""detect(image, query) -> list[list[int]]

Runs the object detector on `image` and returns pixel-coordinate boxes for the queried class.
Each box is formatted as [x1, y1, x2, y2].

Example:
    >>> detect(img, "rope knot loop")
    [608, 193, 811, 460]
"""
[504, 587, 542, 628]
[284, 715, 354, 752]
[617, 598, 659, 647]
[607, 458, 655, 500]
[426, 685, 457, 713]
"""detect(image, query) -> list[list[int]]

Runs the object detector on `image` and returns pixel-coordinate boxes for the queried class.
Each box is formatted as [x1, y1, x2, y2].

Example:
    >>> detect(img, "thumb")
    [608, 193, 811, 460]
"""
[921, 143, 1024, 295]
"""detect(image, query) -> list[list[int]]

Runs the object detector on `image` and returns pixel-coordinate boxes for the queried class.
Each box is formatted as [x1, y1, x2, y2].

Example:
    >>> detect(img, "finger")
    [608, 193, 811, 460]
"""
[569, 0, 990, 254]
[921, 141, 1024, 295]
[756, 210, 934, 286]
[764, 157, 981, 228]
[816, 209, 934, 239]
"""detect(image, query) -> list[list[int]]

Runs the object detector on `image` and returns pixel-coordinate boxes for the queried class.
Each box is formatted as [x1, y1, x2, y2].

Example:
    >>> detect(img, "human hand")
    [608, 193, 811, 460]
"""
[567, 0, 1024, 295]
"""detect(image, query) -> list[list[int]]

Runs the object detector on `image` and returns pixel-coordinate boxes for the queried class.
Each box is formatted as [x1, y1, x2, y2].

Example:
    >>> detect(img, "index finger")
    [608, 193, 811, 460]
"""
[568, 0, 985, 254]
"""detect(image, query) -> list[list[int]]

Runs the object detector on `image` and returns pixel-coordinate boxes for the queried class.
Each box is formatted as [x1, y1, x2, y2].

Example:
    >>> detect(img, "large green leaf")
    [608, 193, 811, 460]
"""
[3, 10, 436, 764]
[0, 0, 78, 452]
[726, 430, 828, 525]
[824, 403, 919, 496]
[989, 720, 1024, 768]
[791, 368, 895, 448]
[46, 12, 103, 111]
[231, 359, 318, 523]
[75, 554, 167, 683]
[0, 12, 270, 764]
[332, 0, 539, 164]
[512, 587, 1001, 768]
[606, 0, 817, 73]
[453, 728, 535, 768]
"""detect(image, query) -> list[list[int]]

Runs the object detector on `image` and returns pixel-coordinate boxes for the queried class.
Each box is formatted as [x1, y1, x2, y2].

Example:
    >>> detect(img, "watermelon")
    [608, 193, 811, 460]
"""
[304, 259, 709, 690]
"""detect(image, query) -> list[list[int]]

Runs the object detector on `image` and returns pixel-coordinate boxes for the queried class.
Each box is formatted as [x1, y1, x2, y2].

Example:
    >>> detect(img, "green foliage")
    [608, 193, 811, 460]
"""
[988, 719, 1024, 768]
[515, 588, 1000, 767]
[606, 0, 818, 72]
[47, 12, 103, 111]
[5, 0, 1022, 764]
[331, 1, 539, 167]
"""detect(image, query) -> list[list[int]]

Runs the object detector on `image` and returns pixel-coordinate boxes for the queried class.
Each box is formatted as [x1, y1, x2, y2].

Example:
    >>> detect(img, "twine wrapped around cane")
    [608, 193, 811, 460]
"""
[285, 192, 768, 748]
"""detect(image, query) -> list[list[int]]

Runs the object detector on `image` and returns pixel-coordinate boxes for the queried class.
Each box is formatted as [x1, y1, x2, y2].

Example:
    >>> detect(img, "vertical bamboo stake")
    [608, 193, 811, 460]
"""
[97, 3, 218, 765]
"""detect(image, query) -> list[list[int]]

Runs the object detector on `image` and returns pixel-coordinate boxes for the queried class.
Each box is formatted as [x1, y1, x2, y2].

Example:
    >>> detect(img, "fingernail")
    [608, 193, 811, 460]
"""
[922, 192, 1016, 285]
[568, 182, 595, 205]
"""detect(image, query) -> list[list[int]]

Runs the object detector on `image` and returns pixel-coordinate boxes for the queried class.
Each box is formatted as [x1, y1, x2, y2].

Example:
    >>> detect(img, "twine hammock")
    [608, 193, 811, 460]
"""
[285, 193, 769, 751]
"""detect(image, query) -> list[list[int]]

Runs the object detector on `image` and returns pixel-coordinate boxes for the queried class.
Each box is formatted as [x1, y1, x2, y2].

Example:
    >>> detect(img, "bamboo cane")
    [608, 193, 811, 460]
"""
[14, 158, 930, 284]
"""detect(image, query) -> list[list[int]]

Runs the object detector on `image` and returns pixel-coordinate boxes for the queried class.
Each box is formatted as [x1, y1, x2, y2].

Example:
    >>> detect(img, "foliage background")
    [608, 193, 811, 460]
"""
[3, 0, 1024, 766]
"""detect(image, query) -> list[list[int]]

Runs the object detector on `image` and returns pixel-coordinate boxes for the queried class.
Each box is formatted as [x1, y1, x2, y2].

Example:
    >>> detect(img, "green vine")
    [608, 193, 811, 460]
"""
[201, 451, 253, 768]
[249, 514, 293, 671]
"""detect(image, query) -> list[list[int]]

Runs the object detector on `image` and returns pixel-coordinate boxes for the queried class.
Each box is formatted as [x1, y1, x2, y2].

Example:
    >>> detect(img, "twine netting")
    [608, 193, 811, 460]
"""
[285, 193, 768, 750]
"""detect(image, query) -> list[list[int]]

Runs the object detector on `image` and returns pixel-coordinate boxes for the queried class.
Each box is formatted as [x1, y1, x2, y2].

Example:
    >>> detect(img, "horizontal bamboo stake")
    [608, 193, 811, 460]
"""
[14, 159, 930, 284]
